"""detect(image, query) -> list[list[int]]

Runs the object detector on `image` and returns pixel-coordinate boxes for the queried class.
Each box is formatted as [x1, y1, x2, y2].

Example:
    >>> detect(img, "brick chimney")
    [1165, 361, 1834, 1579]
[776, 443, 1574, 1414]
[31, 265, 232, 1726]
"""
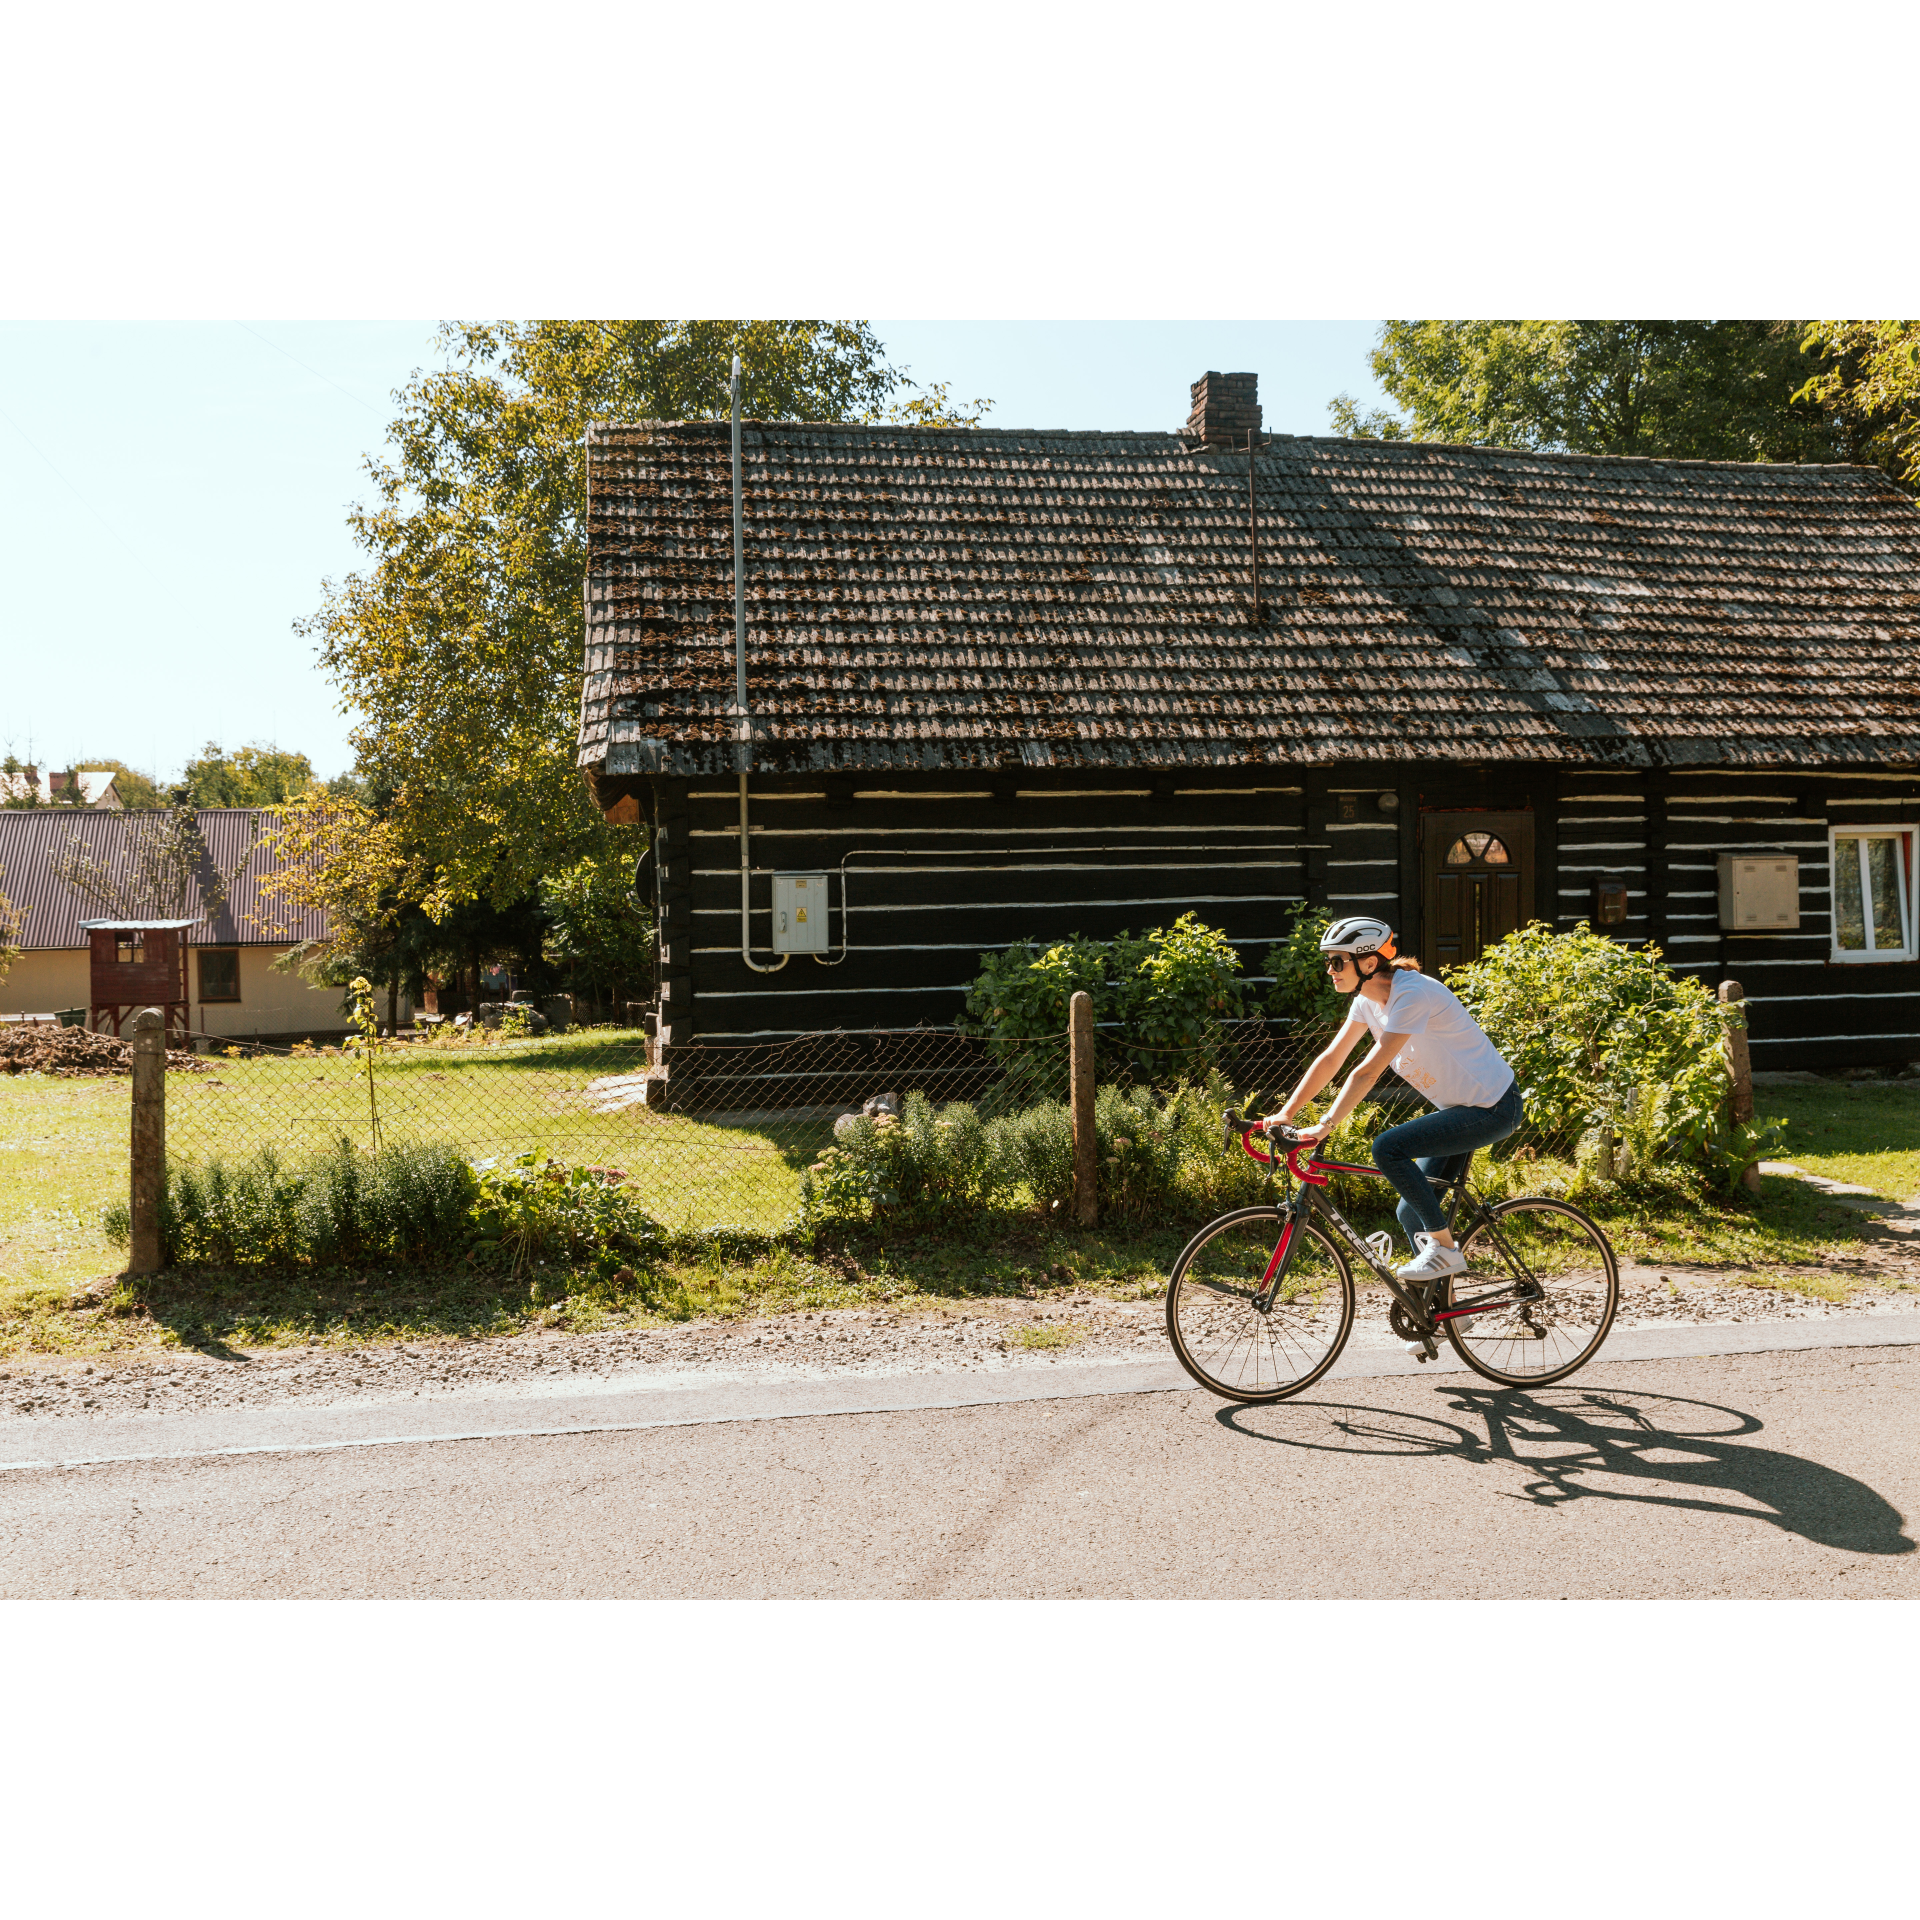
[1185, 370, 1261, 446]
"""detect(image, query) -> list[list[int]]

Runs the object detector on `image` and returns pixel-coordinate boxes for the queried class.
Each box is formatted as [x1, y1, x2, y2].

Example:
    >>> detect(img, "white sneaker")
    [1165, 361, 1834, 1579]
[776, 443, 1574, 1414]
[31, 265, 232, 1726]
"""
[1394, 1235, 1467, 1281]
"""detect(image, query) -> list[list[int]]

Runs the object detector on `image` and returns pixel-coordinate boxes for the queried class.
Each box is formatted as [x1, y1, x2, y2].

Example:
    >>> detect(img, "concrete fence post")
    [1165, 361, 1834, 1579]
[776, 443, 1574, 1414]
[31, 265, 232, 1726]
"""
[1070, 990, 1097, 1228]
[1719, 979, 1761, 1194]
[129, 1006, 166, 1275]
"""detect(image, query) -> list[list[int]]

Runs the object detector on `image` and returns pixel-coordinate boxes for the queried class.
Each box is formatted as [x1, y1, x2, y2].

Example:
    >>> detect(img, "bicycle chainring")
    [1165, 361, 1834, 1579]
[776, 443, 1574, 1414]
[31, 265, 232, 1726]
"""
[1388, 1297, 1432, 1342]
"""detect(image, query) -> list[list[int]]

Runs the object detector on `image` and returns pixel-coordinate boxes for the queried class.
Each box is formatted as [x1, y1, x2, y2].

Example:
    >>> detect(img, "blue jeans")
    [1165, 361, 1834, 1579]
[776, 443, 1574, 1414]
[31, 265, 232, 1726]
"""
[1372, 1080, 1524, 1248]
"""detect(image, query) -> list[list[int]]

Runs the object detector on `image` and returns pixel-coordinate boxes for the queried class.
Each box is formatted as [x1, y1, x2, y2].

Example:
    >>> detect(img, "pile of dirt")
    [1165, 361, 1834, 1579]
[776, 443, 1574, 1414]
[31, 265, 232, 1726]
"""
[0, 1024, 207, 1077]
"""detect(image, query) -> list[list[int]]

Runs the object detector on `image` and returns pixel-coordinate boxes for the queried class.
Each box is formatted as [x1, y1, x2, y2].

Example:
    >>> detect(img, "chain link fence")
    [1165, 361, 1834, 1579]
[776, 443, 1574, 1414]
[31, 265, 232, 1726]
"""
[164, 1024, 1080, 1237]
[151, 1013, 1581, 1248]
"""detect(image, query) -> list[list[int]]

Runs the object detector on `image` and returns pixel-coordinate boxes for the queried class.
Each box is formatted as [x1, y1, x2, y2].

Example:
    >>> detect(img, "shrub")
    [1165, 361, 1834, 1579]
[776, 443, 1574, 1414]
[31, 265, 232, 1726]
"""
[102, 1140, 667, 1272]
[801, 1074, 1289, 1232]
[802, 1093, 1023, 1229]
[468, 1152, 667, 1277]
[1444, 922, 1781, 1191]
[1261, 905, 1347, 1033]
[959, 912, 1248, 1083]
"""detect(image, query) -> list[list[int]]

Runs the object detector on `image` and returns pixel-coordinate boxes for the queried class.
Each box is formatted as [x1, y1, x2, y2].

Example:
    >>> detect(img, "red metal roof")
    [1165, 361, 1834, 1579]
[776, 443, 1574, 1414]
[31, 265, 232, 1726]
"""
[0, 809, 330, 951]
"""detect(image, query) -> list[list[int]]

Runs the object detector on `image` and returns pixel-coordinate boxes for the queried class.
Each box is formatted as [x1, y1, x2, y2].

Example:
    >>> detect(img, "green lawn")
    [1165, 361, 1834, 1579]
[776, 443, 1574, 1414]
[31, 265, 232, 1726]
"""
[0, 1028, 825, 1318]
[0, 1072, 127, 1298]
[165, 1028, 823, 1235]
[1759, 1082, 1920, 1202]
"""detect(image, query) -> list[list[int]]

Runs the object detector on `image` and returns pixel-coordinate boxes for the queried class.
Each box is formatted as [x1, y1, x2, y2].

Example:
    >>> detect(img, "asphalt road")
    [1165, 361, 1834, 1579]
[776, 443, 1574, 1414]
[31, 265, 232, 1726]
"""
[2, 1343, 1914, 1597]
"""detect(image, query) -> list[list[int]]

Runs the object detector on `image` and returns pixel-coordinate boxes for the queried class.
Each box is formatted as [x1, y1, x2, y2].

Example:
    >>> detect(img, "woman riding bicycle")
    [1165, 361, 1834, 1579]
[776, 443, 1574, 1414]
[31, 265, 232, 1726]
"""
[1267, 916, 1521, 1283]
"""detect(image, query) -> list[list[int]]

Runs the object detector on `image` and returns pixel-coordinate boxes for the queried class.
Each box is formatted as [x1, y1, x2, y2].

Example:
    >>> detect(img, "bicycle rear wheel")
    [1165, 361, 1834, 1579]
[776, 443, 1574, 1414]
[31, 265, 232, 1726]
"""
[1166, 1207, 1355, 1404]
[1447, 1197, 1619, 1387]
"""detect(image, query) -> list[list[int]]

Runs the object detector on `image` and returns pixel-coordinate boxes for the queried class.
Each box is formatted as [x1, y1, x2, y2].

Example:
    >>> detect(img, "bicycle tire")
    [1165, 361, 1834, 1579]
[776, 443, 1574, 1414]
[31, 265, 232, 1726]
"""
[1445, 1196, 1619, 1387]
[1165, 1207, 1356, 1405]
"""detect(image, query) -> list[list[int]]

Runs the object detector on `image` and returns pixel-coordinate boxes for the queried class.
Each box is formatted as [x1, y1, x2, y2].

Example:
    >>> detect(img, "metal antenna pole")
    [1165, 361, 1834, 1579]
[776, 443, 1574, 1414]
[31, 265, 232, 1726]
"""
[731, 353, 749, 765]
[1249, 428, 1262, 623]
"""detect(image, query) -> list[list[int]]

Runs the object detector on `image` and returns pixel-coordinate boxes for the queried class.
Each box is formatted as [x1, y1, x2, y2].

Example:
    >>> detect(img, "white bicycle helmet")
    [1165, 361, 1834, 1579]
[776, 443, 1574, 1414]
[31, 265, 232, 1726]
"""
[1318, 915, 1398, 961]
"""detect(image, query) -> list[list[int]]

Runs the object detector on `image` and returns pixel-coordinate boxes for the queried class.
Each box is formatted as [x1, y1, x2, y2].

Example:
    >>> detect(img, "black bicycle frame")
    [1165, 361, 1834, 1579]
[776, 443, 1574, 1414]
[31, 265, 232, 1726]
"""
[1239, 1126, 1537, 1332]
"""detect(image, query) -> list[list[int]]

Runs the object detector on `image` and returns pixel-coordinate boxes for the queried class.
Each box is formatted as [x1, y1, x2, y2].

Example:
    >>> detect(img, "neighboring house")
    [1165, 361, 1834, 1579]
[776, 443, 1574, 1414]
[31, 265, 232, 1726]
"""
[578, 371, 1920, 1071]
[0, 807, 393, 1041]
[0, 765, 125, 808]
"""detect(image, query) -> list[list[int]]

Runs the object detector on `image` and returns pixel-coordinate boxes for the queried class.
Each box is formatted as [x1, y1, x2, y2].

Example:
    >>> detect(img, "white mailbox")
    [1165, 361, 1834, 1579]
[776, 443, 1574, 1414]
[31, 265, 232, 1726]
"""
[1718, 854, 1799, 931]
[772, 871, 830, 954]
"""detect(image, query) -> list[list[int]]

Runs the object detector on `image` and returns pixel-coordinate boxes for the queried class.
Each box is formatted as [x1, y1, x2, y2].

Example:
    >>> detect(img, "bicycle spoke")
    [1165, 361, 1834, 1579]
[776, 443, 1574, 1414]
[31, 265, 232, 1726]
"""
[1449, 1199, 1619, 1386]
[1166, 1210, 1355, 1404]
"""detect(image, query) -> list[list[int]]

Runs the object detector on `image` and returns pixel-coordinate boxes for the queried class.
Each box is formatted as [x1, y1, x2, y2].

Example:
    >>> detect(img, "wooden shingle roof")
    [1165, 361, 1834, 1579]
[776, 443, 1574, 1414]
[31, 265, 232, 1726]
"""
[579, 420, 1920, 776]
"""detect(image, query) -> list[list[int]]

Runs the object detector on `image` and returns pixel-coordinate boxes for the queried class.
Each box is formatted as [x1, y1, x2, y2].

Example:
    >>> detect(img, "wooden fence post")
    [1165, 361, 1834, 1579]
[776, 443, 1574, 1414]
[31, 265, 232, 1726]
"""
[129, 1006, 166, 1275]
[1070, 990, 1097, 1228]
[1719, 979, 1761, 1194]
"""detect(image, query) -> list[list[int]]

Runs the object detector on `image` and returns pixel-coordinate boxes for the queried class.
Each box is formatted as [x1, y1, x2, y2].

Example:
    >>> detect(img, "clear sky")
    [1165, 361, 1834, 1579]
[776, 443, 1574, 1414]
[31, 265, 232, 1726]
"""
[0, 320, 1391, 788]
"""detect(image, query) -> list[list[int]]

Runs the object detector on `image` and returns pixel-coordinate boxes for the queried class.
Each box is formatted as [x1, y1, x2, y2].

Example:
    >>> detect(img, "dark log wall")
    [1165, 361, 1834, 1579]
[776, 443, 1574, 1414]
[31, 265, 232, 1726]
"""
[650, 765, 1920, 1067]
[667, 773, 1345, 1039]
[1551, 768, 1920, 1069]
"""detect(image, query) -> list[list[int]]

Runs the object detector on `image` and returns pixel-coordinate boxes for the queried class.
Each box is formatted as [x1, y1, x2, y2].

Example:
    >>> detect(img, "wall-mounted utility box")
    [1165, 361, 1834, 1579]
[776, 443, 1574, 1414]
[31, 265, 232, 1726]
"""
[772, 872, 830, 954]
[1592, 878, 1629, 927]
[1718, 854, 1799, 931]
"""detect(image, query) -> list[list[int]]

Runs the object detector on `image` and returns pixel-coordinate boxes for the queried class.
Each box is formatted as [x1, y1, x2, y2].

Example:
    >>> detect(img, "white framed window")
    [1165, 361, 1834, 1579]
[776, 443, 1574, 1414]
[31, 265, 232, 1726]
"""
[1830, 827, 1916, 962]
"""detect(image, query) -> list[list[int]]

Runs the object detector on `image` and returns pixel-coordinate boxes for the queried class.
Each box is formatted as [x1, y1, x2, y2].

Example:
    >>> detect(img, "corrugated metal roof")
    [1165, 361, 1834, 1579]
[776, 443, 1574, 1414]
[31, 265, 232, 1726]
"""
[578, 419, 1920, 776]
[0, 809, 329, 951]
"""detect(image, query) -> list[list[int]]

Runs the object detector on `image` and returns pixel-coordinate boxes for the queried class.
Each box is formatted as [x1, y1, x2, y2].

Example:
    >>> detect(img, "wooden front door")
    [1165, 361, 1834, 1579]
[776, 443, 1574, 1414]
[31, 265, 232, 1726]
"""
[1422, 811, 1534, 971]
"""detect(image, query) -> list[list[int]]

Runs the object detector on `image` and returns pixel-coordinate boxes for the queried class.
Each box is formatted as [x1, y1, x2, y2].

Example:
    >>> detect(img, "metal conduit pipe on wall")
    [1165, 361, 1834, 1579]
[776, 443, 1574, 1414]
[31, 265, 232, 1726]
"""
[732, 353, 788, 975]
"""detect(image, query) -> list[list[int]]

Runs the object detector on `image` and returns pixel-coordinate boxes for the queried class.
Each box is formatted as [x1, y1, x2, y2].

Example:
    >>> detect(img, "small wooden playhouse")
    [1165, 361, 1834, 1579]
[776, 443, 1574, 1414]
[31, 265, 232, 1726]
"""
[81, 918, 194, 1039]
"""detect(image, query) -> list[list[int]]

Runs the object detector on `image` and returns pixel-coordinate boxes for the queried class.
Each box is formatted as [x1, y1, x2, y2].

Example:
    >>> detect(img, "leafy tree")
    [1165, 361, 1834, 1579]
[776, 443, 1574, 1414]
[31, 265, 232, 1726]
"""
[1794, 321, 1920, 493]
[1, 754, 161, 810]
[262, 787, 633, 1029]
[1331, 321, 1844, 464]
[540, 848, 653, 1016]
[179, 741, 319, 808]
[0, 866, 24, 983]
[73, 758, 165, 809]
[307, 320, 979, 920]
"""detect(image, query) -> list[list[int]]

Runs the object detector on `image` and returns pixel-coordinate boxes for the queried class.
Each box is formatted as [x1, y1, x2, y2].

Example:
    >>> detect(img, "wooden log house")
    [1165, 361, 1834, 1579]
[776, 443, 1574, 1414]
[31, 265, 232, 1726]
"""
[578, 371, 1920, 1073]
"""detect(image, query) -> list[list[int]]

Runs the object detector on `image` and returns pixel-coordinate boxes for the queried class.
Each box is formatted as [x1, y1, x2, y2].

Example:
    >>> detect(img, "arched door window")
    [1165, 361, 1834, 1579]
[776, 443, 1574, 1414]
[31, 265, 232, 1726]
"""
[1444, 832, 1511, 867]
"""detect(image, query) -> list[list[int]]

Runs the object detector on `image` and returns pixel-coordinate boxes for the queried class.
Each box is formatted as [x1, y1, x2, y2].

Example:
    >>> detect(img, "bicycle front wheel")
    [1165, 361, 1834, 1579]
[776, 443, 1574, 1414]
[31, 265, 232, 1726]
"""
[1448, 1197, 1619, 1387]
[1166, 1207, 1355, 1405]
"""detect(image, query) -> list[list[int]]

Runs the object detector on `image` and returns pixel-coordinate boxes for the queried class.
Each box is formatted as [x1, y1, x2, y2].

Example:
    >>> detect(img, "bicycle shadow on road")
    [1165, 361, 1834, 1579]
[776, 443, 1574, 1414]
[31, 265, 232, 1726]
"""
[1217, 1386, 1914, 1558]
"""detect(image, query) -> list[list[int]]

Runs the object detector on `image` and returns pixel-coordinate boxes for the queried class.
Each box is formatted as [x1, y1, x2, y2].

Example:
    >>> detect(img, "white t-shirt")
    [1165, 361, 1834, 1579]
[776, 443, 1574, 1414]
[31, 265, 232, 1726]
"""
[1353, 970, 1515, 1111]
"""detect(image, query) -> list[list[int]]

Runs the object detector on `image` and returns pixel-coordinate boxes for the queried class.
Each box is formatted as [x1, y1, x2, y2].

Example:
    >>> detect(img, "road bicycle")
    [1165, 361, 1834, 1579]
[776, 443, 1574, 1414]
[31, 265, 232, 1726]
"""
[1164, 1113, 1620, 1404]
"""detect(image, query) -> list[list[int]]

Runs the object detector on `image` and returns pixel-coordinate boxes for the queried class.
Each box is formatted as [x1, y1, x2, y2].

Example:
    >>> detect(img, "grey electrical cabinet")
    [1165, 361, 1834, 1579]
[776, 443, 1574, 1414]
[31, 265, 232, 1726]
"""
[772, 872, 830, 954]
[1717, 854, 1799, 931]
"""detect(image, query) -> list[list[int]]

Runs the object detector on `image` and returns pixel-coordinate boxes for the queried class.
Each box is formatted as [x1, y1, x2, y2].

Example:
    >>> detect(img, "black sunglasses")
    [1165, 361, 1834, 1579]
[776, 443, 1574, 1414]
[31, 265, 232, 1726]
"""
[1325, 953, 1355, 974]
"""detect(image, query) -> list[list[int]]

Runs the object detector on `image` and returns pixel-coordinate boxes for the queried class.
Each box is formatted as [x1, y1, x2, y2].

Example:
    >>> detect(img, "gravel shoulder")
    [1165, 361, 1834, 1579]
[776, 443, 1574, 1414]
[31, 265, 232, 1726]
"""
[5, 1264, 1917, 1425]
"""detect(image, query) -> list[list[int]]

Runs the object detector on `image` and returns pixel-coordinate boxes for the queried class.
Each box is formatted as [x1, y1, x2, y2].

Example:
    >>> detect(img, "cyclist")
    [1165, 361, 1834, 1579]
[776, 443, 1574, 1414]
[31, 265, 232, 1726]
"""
[1265, 916, 1521, 1281]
